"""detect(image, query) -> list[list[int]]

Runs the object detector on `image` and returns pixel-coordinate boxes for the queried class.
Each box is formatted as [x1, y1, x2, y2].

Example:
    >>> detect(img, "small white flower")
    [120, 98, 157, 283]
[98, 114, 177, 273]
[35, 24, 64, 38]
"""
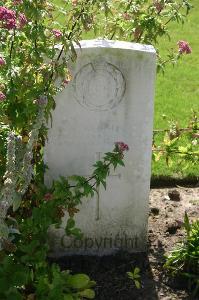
[192, 139, 197, 146]
[4, 178, 13, 185]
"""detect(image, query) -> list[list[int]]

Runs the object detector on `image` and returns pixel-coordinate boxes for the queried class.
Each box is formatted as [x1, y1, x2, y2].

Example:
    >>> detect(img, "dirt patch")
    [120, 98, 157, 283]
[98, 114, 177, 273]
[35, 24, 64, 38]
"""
[149, 187, 199, 254]
[52, 187, 199, 300]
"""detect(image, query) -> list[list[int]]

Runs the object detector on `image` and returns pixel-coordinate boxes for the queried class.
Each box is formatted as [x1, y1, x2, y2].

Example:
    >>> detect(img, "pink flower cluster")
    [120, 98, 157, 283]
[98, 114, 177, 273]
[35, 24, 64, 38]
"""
[52, 29, 62, 39]
[115, 142, 129, 153]
[153, 1, 164, 13]
[123, 13, 131, 20]
[72, 0, 78, 6]
[0, 6, 16, 29]
[36, 95, 48, 106]
[0, 6, 27, 30]
[133, 27, 142, 40]
[44, 193, 53, 201]
[13, 0, 23, 5]
[0, 57, 5, 66]
[18, 12, 27, 28]
[177, 40, 192, 54]
[0, 92, 6, 102]
[63, 79, 70, 85]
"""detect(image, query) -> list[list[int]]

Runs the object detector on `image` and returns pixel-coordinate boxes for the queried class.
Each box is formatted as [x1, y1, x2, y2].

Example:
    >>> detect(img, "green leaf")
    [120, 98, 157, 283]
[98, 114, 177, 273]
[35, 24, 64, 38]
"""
[184, 211, 191, 235]
[70, 228, 83, 239]
[67, 274, 90, 290]
[135, 280, 141, 289]
[0, 221, 9, 238]
[12, 193, 21, 212]
[12, 273, 27, 286]
[78, 289, 95, 299]
[178, 146, 188, 153]
[6, 287, 23, 300]
[117, 160, 125, 167]
[127, 272, 134, 280]
[86, 280, 96, 288]
[134, 267, 140, 275]
[101, 180, 106, 190]
[67, 218, 75, 229]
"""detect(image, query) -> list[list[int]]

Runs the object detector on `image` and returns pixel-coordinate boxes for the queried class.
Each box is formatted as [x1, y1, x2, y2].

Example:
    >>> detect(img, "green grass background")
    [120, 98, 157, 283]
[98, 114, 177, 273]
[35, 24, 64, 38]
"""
[153, 0, 199, 178]
[54, 0, 199, 179]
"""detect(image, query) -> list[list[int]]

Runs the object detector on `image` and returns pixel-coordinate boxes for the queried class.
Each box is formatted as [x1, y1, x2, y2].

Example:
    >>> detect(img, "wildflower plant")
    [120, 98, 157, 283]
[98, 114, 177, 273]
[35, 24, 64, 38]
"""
[0, 142, 128, 299]
[0, 0, 195, 298]
[0, 97, 47, 248]
[152, 110, 199, 170]
[0, 0, 193, 201]
[0, 0, 193, 135]
[164, 213, 199, 297]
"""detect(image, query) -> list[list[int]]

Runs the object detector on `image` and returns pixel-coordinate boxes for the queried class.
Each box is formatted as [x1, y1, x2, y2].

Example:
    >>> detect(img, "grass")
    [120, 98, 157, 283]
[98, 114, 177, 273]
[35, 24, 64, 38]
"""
[54, 0, 199, 180]
[153, 0, 199, 179]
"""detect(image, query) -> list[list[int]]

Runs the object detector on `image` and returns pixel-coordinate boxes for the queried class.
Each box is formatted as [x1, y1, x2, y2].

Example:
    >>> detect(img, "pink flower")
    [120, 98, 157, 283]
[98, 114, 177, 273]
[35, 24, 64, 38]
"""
[0, 7, 7, 19]
[72, 0, 78, 6]
[0, 7, 16, 21]
[44, 193, 53, 201]
[0, 6, 16, 29]
[13, 0, 23, 4]
[153, 1, 164, 13]
[63, 79, 70, 85]
[18, 13, 27, 28]
[0, 57, 5, 66]
[177, 40, 192, 54]
[52, 29, 62, 39]
[133, 27, 142, 40]
[0, 92, 6, 102]
[115, 142, 129, 152]
[123, 13, 131, 20]
[36, 95, 48, 106]
[0, 7, 27, 30]
[5, 18, 16, 29]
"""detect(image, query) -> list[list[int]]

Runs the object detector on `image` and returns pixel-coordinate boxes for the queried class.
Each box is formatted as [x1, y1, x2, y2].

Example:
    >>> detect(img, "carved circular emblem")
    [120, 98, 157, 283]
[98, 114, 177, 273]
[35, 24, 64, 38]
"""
[73, 61, 126, 111]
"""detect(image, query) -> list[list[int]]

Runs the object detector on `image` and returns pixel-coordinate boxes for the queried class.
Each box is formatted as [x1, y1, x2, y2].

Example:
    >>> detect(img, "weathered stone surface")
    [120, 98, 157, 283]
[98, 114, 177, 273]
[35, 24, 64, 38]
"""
[45, 40, 156, 255]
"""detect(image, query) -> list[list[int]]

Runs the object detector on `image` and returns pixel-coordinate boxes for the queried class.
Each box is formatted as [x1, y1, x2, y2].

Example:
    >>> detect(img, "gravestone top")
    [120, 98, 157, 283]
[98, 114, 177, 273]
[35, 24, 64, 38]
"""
[75, 39, 156, 53]
[46, 40, 156, 256]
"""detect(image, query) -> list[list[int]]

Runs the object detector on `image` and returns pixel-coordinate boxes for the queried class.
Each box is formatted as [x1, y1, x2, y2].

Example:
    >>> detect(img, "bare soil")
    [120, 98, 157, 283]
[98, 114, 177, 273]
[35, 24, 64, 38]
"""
[53, 186, 199, 300]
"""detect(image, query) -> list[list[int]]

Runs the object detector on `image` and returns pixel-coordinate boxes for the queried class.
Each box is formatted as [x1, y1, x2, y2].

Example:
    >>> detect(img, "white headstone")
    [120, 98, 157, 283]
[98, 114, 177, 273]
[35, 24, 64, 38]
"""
[45, 40, 156, 256]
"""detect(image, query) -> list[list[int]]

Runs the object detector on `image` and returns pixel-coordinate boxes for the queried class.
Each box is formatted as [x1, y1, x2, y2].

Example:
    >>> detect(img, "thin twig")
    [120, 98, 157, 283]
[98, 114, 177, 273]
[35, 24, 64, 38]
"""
[164, 2, 184, 26]
[110, 0, 134, 40]
[152, 149, 199, 157]
[153, 128, 194, 133]
[45, 6, 85, 93]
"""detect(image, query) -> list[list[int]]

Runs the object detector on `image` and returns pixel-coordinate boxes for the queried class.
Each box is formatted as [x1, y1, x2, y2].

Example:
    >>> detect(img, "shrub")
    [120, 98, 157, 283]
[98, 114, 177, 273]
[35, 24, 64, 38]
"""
[0, 143, 128, 299]
[164, 213, 199, 297]
[153, 110, 199, 170]
[0, 0, 194, 298]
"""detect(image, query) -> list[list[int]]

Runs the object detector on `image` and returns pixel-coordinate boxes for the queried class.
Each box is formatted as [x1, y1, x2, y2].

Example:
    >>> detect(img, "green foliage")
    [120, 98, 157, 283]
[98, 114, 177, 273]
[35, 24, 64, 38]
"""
[0, 256, 95, 300]
[0, 0, 192, 165]
[152, 110, 199, 173]
[0, 144, 127, 299]
[127, 267, 141, 289]
[35, 265, 95, 300]
[164, 213, 199, 297]
[90, 0, 192, 70]
[0, 0, 195, 298]
[0, 0, 194, 189]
